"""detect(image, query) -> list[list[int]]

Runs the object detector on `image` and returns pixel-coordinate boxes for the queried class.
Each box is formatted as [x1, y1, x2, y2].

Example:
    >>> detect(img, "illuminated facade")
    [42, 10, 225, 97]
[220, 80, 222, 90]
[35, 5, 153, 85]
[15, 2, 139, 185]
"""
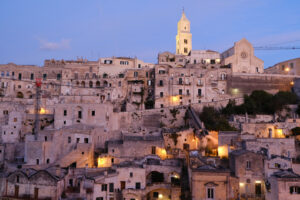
[176, 11, 192, 55]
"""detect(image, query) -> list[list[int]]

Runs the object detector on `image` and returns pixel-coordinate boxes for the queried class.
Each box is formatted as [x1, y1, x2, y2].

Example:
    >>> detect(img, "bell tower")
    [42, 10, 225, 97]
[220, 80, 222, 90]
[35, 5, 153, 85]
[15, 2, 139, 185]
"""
[176, 10, 192, 55]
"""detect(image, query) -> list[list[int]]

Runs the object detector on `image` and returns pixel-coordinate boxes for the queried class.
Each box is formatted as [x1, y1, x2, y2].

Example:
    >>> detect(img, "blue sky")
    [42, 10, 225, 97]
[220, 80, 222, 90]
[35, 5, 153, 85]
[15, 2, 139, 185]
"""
[0, 0, 300, 67]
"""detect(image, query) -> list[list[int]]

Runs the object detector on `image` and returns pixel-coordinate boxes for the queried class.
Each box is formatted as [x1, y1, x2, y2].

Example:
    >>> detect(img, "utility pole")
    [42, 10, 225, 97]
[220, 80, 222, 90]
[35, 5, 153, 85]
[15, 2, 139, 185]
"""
[34, 78, 42, 140]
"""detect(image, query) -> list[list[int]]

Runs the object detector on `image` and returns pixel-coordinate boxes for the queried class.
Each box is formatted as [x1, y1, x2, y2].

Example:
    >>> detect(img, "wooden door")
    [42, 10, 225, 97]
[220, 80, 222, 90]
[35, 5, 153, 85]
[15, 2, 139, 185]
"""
[34, 187, 39, 200]
[14, 185, 19, 198]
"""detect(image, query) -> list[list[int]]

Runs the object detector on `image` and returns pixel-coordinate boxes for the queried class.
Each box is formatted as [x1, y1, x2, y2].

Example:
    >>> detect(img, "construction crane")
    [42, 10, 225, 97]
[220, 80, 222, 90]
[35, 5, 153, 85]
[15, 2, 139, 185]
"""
[254, 46, 300, 50]
[34, 78, 42, 141]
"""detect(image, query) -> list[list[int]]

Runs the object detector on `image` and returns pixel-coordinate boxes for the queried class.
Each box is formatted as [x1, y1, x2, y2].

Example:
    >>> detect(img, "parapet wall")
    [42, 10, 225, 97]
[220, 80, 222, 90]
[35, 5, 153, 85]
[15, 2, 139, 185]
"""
[227, 74, 299, 96]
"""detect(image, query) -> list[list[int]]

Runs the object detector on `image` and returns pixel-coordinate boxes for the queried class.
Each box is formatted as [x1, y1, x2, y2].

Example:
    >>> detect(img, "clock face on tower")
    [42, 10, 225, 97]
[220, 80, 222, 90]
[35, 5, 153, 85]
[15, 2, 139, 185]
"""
[240, 51, 248, 59]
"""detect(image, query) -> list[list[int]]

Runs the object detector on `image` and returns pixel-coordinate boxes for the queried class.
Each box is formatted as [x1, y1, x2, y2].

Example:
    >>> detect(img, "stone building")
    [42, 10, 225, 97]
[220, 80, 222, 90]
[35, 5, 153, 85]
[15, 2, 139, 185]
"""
[229, 150, 266, 199]
[266, 169, 300, 200]
[265, 57, 300, 75]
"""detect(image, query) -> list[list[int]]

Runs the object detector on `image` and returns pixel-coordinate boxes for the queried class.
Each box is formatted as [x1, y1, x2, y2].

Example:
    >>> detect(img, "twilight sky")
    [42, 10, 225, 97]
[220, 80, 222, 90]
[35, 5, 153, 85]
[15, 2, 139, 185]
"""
[0, 0, 300, 67]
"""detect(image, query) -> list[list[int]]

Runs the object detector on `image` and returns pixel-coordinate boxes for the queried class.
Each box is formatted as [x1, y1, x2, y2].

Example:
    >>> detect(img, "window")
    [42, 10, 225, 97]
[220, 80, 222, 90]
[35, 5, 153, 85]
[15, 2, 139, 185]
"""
[184, 48, 188, 53]
[96, 198, 104, 200]
[198, 89, 202, 96]
[134, 72, 138, 77]
[187, 89, 190, 95]
[152, 146, 156, 154]
[43, 74, 47, 80]
[16, 175, 19, 183]
[184, 39, 188, 44]
[101, 184, 107, 191]
[179, 89, 182, 95]
[18, 73, 22, 80]
[3, 110, 8, 115]
[109, 183, 114, 192]
[46, 159, 50, 164]
[146, 72, 148, 77]
[30, 73, 34, 80]
[158, 70, 165, 74]
[160, 104, 164, 108]
[210, 59, 215, 64]
[159, 80, 163, 86]
[45, 136, 47, 141]
[111, 158, 114, 163]
[290, 63, 294, 69]
[14, 118, 17, 122]
[246, 161, 251, 170]
[84, 138, 89, 143]
[220, 73, 227, 80]
[138, 64, 141, 68]
[118, 81, 121, 87]
[282, 65, 285, 70]
[78, 111, 82, 119]
[36, 159, 39, 165]
[6, 72, 9, 76]
[136, 182, 141, 189]
[130, 172, 133, 177]
[275, 163, 281, 168]
[256, 67, 259, 73]
[64, 110, 67, 116]
[160, 92, 164, 97]
[153, 192, 159, 198]
[64, 121, 66, 125]
[179, 78, 183, 85]
[57, 74, 61, 80]
[74, 73, 78, 79]
[207, 188, 214, 199]
[76, 138, 80, 143]
[92, 110, 95, 116]
[290, 186, 300, 194]
[68, 137, 71, 143]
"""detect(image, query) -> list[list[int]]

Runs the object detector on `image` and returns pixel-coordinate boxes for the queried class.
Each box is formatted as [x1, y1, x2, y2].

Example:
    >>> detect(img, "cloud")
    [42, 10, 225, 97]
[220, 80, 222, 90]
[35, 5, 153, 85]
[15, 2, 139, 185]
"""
[38, 38, 71, 51]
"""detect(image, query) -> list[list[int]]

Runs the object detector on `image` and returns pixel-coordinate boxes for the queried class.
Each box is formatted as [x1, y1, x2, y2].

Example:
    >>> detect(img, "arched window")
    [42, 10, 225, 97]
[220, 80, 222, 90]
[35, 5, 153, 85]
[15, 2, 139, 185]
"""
[96, 81, 100, 88]
[103, 81, 108, 87]
[16, 92, 24, 98]
[89, 81, 93, 88]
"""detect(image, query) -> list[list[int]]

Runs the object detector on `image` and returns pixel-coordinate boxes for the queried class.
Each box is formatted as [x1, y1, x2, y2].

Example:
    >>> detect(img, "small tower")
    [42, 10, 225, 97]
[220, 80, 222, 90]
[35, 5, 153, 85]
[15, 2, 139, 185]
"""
[176, 10, 192, 55]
